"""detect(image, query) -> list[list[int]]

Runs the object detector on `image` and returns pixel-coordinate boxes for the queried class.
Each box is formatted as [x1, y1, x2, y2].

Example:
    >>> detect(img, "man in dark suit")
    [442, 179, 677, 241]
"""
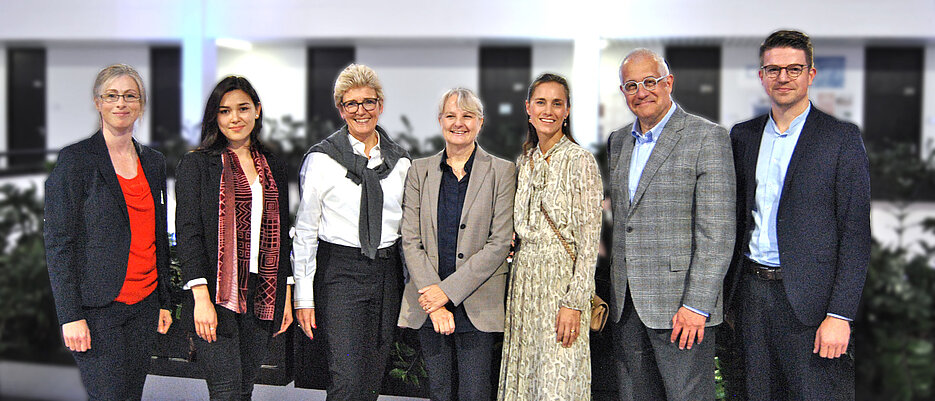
[729, 30, 871, 400]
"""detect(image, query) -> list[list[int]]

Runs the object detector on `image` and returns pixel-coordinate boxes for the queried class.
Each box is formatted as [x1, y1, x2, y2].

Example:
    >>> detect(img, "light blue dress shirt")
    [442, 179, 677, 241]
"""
[627, 102, 709, 318]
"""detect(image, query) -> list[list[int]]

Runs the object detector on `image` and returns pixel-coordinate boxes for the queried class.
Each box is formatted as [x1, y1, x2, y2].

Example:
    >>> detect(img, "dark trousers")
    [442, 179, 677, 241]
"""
[612, 289, 715, 401]
[194, 277, 272, 401]
[418, 323, 496, 401]
[739, 272, 854, 401]
[315, 241, 403, 401]
[72, 291, 159, 401]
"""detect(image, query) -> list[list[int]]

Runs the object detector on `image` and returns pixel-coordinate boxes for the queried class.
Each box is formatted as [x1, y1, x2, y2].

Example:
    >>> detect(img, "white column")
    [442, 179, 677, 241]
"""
[571, 35, 602, 149]
[923, 44, 935, 160]
[0, 46, 7, 168]
[181, 0, 216, 145]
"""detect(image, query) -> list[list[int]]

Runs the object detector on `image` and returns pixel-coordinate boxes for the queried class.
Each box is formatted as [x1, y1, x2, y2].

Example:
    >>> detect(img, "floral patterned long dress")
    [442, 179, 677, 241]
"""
[498, 135, 603, 401]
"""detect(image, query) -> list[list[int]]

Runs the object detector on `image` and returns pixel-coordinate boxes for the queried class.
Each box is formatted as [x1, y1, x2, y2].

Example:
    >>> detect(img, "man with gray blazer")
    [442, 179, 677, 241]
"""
[398, 88, 516, 401]
[607, 49, 735, 401]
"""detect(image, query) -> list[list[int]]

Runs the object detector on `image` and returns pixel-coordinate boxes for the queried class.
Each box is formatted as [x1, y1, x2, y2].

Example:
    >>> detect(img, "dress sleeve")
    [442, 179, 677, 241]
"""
[560, 151, 603, 311]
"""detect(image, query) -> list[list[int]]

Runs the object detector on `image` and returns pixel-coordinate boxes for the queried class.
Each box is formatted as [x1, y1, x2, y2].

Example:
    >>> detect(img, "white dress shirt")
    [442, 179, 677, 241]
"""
[292, 133, 411, 309]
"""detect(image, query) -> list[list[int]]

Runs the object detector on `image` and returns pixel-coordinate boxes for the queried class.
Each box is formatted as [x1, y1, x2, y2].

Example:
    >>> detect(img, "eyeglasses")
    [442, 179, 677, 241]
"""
[760, 64, 809, 79]
[100, 93, 141, 103]
[621, 75, 670, 95]
[341, 98, 380, 113]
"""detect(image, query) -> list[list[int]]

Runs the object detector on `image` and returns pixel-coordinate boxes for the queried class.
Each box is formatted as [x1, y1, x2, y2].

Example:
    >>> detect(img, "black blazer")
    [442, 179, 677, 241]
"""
[175, 149, 291, 335]
[728, 107, 871, 326]
[44, 131, 171, 325]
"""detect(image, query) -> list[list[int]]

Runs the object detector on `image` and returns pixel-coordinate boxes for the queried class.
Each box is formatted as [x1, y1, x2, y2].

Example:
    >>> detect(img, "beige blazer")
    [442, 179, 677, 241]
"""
[397, 145, 516, 332]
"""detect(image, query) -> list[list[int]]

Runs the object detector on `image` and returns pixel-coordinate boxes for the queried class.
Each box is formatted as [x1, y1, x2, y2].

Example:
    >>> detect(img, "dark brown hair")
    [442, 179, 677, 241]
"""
[522, 73, 578, 154]
[759, 30, 814, 67]
[197, 76, 266, 155]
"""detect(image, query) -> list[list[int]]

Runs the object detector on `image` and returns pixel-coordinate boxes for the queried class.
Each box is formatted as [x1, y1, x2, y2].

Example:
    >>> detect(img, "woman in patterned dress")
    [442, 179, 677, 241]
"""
[498, 73, 603, 401]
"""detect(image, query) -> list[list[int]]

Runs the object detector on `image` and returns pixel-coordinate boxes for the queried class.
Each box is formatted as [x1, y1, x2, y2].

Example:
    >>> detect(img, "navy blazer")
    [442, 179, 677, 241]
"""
[174, 149, 291, 335]
[44, 131, 171, 325]
[728, 107, 871, 326]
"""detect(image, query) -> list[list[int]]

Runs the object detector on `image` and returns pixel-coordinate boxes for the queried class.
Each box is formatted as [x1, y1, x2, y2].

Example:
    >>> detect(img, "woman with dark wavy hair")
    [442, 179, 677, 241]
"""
[498, 73, 603, 401]
[175, 76, 293, 400]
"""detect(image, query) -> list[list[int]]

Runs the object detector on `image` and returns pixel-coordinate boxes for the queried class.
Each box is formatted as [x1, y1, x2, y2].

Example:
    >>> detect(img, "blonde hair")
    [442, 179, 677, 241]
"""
[437, 88, 484, 118]
[333, 64, 384, 107]
[93, 64, 146, 113]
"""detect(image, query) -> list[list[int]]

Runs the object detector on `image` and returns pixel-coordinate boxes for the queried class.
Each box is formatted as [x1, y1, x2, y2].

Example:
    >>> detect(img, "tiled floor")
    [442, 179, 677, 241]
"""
[0, 361, 424, 401]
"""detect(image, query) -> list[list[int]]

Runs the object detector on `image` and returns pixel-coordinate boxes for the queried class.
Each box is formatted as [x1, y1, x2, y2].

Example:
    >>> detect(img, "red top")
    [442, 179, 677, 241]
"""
[114, 160, 158, 304]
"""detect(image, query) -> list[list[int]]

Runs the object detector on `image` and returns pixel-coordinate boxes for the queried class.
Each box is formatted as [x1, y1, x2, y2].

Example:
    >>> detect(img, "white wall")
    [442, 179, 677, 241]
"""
[216, 44, 307, 134]
[924, 44, 935, 157]
[357, 43, 479, 147]
[0, 46, 7, 166]
[46, 45, 150, 150]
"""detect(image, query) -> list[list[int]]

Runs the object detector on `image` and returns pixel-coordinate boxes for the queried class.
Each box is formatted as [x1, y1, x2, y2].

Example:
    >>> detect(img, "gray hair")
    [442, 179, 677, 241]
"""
[333, 64, 384, 107]
[93, 64, 146, 112]
[619, 48, 671, 82]
[437, 88, 484, 118]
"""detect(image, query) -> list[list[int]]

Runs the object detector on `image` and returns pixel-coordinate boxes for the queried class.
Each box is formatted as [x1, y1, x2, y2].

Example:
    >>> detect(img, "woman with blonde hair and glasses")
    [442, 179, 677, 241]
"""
[293, 64, 411, 400]
[44, 63, 173, 400]
[498, 73, 603, 401]
[398, 88, 516, 401]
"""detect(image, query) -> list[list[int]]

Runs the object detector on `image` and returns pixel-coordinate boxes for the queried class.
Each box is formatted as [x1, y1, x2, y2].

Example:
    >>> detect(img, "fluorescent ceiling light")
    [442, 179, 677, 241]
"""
[216, 38, 253, 51]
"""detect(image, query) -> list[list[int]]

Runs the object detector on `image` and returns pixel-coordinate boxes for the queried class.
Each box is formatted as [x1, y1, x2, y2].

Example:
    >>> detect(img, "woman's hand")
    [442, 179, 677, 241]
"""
[555, 306, 581, 348]
[157, 309, 173, 334]
[429, 308, 455, 335]
[274, 285, 293, 337]
[62, 319, 91, 352]
[418, 284, 450, 314]
[192, 285, 218, 343]
[295, 308, 316, 340]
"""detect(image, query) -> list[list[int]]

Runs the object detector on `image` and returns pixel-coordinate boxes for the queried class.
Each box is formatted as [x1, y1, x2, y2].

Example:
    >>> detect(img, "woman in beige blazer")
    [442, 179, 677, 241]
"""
[398, 88, 516, 401]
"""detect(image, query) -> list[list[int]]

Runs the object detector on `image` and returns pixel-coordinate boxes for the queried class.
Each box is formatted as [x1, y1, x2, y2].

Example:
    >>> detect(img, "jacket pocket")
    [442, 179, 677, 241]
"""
[669, 255, 691, 272]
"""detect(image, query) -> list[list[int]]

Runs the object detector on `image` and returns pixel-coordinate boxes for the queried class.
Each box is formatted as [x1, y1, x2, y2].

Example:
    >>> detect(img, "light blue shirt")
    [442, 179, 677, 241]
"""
[627, 102, 708, 318]
[629, 101, 677, 202]
[747, 103, 810, 267]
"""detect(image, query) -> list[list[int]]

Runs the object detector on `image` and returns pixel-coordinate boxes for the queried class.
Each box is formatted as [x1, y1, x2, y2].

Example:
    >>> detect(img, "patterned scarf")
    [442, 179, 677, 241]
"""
[216, 148, 280, 320]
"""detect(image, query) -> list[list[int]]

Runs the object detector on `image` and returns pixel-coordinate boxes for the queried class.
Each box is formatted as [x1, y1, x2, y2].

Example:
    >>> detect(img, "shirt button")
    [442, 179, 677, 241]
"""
[460, 223, 466, 229]
[457, 253, 464, 259]
[626, 226, 633, 233]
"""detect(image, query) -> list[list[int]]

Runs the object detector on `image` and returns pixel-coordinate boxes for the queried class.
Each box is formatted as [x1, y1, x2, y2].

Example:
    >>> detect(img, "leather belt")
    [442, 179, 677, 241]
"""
[745, 259, 782, 280]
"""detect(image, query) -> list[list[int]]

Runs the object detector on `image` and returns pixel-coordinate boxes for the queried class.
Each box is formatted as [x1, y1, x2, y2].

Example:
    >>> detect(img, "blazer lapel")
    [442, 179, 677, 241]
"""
[744, 116, 768, 224]
[136, 141, 163, 208]
[461, 146, 491, 223]
[628, 108, 685, 217]
[90, 131, 129, 223]
[779, 107, 821, 208]
[425, 151, 444, 235]
[615, 126, 635, 219]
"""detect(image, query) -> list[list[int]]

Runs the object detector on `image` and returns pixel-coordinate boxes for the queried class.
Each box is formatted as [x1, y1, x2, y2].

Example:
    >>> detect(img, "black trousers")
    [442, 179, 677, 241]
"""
[72, 291, 159, 401]
[418, 322, 496, 401]
[194, 275, 272, 401]
[315, 241, 403, 401]
[612, 289, 716, 401]
[739, 272, 854, 401]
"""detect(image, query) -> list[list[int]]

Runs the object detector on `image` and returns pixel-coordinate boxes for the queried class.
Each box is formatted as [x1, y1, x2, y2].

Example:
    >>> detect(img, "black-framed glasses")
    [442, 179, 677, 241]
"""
[100, 93, 141, 103]
[760, 64, 809, 79]
[341, 98, 380, 113]
[622, 75, 670, 95]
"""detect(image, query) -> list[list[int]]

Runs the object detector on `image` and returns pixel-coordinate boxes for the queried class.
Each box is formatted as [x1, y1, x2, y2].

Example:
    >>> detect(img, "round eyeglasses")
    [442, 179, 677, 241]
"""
[341, 98, 380, 113]
[622, 75, 670, 95]
[760, 64, 809, 79]
[100, 93, 141, 103]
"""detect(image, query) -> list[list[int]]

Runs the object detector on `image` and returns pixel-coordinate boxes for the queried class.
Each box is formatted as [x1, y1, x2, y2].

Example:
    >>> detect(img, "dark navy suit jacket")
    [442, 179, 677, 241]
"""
[44, 131, 171, 325]
[728, 107, 871, 326]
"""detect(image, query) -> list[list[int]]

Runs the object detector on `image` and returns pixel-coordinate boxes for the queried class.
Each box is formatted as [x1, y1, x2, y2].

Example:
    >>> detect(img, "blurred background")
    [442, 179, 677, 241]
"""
[1, 1, 933, 400]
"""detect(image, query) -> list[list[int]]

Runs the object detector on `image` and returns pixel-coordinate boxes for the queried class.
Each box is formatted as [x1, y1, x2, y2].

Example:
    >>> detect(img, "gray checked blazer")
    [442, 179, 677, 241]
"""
[607, 106, 736, 329]
[397, 145, 517, 332]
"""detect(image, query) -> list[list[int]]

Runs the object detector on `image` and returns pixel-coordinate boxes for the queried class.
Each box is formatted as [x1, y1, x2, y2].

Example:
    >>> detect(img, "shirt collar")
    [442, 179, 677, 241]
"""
[440, 144, 477, 175]
[348, 132, 381, 158]
[766, 102, 811, 138]
[631, 100, 677, 144]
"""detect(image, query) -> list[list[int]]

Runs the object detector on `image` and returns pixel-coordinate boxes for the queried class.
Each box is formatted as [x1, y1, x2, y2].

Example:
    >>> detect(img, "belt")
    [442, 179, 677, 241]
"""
[319, 240, 400, 260]
[745, 259, 782, 280]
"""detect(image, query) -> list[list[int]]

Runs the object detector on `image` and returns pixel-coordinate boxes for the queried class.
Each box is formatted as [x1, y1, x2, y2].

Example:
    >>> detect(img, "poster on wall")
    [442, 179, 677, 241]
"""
[813, 56, 845, 88]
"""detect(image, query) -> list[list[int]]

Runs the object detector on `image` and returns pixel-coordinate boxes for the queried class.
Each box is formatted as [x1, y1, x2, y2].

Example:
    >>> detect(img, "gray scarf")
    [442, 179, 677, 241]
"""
[307, 125, 410, 259]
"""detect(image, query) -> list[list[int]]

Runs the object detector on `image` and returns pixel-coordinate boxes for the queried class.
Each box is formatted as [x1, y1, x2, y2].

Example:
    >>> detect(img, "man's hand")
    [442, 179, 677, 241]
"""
[295, 308, 316, 340]
[274, 286, 293, 337]
[418, 284, 450, 314]
[429, 308, 455, 335]
[670, 306, 706, 350]
[62, 319, 91, 352]
[814, 315, 850, 358]
[555, 307, 581, 348]
[157, 309, 173, 334]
